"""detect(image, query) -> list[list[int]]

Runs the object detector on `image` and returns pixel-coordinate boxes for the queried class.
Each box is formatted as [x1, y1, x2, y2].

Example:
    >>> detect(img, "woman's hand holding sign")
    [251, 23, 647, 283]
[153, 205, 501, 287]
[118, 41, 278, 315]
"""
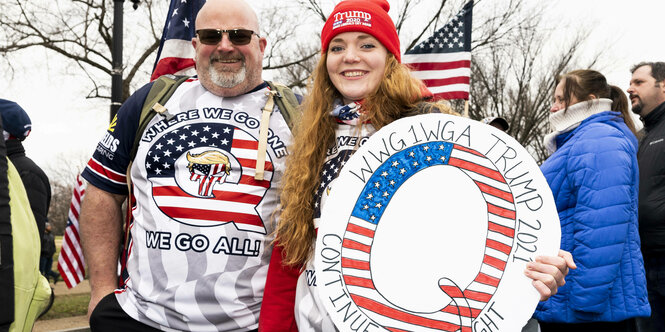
[525, 250, 576, 301]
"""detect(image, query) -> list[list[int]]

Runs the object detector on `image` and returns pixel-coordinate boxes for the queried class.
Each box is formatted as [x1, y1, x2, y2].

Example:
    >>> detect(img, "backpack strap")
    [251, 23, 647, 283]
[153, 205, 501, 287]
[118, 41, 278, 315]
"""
[124, 78, 297, 182]
[266, 81, 301, 131]
[255, 90, 277, 181]
[254, 81, 301, 180]
[121, 75, 189, 268]
[128, 75, 190, 165]
[125, 75, 189, 198]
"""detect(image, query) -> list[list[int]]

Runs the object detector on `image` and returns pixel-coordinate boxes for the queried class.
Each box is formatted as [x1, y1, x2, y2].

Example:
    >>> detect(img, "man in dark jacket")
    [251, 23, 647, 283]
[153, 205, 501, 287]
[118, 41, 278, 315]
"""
[40, 222, 59, 283]
[628, 62, 665, 332]
[0, 99, 51, 243]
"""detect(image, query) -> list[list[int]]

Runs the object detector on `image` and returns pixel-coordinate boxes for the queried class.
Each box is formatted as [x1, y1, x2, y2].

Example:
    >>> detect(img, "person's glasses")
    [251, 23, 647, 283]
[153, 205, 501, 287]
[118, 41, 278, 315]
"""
[196, 29, 259, 46]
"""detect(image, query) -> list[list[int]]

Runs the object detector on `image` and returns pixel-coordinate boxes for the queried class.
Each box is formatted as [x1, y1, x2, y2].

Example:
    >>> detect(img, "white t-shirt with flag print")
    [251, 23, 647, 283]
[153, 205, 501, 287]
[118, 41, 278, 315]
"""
[82, 79, 292, 331]
[295, 123, 376, 331]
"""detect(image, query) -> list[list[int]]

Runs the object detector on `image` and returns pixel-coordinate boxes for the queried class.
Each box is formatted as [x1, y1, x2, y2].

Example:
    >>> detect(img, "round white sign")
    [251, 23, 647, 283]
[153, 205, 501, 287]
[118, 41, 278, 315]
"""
[315, 113, 560, 332]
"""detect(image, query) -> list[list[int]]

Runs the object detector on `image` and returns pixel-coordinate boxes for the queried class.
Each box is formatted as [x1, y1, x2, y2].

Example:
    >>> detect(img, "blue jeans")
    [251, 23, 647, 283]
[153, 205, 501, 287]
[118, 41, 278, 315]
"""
[636, 255, 665, 332]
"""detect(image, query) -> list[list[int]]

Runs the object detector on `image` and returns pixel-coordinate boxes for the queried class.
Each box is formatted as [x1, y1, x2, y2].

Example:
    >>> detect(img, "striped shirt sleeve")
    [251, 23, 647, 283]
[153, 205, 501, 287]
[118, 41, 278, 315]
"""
[81, 82, 153, 195]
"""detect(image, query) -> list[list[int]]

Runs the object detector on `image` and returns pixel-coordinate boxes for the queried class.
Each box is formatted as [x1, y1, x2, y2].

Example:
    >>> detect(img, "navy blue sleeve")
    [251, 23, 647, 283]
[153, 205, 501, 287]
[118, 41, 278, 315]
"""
[81, 82, 154, 195]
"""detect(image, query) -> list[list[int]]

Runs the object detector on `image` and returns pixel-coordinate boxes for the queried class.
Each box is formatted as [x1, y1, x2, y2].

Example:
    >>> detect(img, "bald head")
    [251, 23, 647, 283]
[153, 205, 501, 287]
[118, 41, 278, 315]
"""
[195, 0, 260, 34]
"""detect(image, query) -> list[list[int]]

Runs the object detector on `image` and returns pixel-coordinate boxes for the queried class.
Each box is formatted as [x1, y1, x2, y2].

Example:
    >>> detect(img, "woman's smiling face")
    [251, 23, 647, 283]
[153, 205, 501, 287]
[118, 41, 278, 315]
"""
[326, 32, 388, 104]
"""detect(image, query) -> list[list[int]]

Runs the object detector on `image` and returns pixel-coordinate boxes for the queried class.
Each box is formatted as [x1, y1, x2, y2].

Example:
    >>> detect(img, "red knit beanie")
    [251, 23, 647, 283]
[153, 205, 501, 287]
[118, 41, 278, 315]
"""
[320, 0, 401, 63]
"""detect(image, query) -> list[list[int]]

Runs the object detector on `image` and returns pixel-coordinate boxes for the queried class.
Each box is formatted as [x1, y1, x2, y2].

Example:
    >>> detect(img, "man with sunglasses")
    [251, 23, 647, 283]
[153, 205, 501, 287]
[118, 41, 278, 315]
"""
[194, 9, 266, 98]
[80, 0, 293, 331]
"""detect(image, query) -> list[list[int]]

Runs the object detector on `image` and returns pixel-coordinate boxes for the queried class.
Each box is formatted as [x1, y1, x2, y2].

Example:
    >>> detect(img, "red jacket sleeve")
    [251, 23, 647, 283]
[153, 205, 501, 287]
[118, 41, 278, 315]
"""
[259, 242, 301, 332]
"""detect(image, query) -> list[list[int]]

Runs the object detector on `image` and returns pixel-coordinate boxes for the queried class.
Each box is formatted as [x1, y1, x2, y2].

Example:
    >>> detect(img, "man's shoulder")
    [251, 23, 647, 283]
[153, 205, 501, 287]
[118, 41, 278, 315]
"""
[571, 123, 634, 156]
[576, 118, 625, 138]
[652, 114, 665, 131]
[641, 116, 665, 146]
[80, 81, 158, 194]
[10, 155, 50, 184]
[108, 81, 159, 140]
[117, 82, 157, 118]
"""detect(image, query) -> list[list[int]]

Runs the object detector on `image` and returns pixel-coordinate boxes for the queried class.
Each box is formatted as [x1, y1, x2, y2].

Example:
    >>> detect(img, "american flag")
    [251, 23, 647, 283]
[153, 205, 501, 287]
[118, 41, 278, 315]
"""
[339, 141, 516, 331]
[145, 122, 272, 234]
[150, 0, 206, 81]
[189, 162, 229, 197]
[313, 150, 354, 218]
[404, 1, 473, 101]
[57, 174, 87, 289]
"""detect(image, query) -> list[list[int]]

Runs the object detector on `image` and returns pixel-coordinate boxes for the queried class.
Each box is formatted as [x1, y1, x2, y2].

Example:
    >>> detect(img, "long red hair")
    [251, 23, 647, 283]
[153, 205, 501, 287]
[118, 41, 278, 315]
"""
[275, 53, 455, 266]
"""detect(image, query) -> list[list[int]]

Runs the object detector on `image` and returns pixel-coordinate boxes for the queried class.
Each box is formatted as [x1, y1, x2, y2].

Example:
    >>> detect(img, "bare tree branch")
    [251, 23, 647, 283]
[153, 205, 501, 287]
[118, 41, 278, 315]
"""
[264, 51, 319, 70]
[0, 0, 598, 164]
[403, 0, 447, 52]
[394, 0, 415, 34]
[296, 0, 327, 22]
[0, 0, 161, 102]
[470, 12, 595, 162]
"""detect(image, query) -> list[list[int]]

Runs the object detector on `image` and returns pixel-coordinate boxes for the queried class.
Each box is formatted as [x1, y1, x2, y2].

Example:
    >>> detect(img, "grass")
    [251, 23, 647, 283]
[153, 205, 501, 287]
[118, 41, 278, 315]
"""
[38, 293, 90, 320]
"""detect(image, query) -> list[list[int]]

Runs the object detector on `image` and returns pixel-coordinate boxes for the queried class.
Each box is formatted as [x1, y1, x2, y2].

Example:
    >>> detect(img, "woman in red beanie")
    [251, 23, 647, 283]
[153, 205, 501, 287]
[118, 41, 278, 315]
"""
[259, 1, 575, 331]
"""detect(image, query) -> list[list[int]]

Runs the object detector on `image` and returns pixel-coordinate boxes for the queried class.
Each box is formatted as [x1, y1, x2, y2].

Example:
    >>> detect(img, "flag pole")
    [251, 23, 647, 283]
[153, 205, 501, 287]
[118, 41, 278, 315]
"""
[110, 0, 125, 122]
[464, 100, 469, 118]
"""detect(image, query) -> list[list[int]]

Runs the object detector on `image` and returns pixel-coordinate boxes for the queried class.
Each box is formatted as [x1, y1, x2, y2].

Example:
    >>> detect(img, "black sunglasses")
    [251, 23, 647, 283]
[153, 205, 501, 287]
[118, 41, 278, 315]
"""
[196, 29, 259, 46]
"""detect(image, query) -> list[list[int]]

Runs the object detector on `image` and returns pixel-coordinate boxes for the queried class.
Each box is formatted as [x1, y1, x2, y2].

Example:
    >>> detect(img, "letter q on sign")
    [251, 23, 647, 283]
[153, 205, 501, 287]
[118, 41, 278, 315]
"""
[315, 113, 561, 331]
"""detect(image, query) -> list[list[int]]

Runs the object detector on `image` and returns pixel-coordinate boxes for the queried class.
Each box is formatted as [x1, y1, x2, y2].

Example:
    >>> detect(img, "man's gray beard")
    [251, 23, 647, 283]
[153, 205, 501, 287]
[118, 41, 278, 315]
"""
[209, 65, 246, 88]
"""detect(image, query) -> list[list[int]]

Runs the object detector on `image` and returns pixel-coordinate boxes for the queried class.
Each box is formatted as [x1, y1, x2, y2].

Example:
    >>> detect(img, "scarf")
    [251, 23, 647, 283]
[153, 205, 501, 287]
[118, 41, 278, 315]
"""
[544, 98, 613, 153]
[330, 100, 363, 125]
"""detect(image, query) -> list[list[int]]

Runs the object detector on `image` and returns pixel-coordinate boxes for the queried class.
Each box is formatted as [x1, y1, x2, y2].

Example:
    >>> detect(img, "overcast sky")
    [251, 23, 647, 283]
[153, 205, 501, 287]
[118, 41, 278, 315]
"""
[1, 0, 664, 177]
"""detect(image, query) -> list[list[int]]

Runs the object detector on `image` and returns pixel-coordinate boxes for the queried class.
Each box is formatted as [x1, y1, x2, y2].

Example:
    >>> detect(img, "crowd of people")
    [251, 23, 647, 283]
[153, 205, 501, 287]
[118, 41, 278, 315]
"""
[3, 0, 665, 331]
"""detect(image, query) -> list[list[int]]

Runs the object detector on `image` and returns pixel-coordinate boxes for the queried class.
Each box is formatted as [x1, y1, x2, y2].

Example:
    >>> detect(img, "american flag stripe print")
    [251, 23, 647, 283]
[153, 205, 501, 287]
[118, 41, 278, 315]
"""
[342, 220, 472, 331]
[190, 163, 227, 196]
[151, 181, 268, 228]
[404, 1, 473, 101]
[57, 174, 87, 288]
[152, 186, 263, 204]
[86, 157, 127, 185]
[444, 145, 516, 318]
[150, 0, 204, 80]
[438, 278, 472, 331]
[339, 141, 515, 330]
[405, 54, 471, 100]
[148, 121, 272, 233]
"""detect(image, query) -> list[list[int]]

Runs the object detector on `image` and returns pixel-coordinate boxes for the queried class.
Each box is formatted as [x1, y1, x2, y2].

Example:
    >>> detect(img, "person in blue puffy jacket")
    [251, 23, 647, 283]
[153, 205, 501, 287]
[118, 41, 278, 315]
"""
[534, 69, 651, 331]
